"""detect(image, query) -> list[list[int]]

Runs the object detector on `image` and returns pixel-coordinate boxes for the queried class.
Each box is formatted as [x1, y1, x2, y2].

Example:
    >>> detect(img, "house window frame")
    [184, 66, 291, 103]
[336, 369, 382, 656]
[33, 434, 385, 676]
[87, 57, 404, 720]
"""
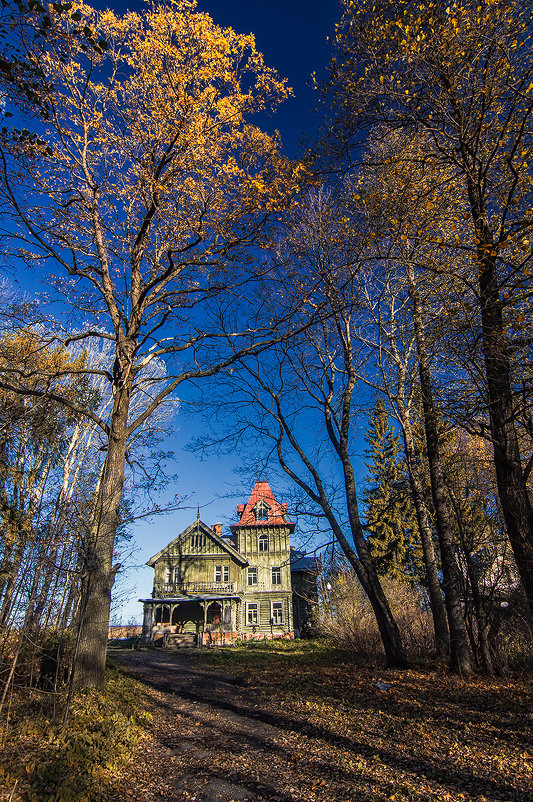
[271, 601, 284, 625]
[166, 566, 181, 585]
[246, 602, 259, 625]
[254, 500, 270, 521]
[271, 566, 281, 585]
[215, 565, 230, 583]
[258, 533, 269, 552]
[247, 566, 258, 586]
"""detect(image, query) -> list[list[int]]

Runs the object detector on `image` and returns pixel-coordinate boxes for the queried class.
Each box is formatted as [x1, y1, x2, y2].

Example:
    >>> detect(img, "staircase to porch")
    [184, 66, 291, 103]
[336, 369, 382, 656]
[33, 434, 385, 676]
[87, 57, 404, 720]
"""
[165, 633, 197, 648]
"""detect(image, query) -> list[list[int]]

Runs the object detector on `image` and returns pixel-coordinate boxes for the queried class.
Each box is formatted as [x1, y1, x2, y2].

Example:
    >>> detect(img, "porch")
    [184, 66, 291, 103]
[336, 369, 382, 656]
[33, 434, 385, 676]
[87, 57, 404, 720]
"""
[140, 594, 241, 646]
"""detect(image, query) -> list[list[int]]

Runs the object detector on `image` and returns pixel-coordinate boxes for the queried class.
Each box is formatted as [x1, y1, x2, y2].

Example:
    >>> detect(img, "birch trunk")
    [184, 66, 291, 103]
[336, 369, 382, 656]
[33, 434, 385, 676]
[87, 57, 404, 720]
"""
[396, 402, 450, 657]
[405, 260, 472, 675]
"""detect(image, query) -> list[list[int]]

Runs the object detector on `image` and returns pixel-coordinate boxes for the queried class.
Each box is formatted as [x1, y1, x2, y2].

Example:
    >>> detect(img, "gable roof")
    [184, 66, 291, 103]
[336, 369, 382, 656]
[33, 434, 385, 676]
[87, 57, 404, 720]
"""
[230, 480, 295, 531]
[146, 519, 248, 567]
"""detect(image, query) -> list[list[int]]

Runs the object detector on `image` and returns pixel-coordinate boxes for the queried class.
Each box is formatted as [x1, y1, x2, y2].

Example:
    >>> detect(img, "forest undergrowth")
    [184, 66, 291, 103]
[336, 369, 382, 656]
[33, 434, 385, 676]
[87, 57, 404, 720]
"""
[2, 640, 531, 802]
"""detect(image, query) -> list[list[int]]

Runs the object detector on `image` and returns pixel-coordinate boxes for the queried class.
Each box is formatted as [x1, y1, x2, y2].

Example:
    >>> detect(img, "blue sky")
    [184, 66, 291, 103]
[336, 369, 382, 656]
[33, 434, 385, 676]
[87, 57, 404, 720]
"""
[97, 0, 343, 622]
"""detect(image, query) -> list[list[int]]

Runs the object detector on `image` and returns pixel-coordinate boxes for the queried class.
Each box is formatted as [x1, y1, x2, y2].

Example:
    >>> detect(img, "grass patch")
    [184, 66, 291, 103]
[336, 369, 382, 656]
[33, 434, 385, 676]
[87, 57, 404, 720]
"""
[201, 637, 350, 672]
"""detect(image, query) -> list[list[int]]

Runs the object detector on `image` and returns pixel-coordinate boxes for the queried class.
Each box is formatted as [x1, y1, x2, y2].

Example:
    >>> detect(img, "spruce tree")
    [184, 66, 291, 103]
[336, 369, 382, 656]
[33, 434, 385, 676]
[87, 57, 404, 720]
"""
[363, 399, 424, 583]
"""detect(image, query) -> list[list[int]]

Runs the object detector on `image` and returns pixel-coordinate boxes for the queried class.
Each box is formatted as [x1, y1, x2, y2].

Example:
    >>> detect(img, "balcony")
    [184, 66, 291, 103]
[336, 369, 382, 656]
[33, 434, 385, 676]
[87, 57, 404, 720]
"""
[152, 581, 237, 597]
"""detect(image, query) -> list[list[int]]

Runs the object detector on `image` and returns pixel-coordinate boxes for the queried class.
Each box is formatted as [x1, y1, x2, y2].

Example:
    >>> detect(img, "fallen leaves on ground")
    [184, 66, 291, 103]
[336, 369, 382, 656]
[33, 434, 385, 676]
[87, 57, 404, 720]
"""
[2, 642, 532, 802]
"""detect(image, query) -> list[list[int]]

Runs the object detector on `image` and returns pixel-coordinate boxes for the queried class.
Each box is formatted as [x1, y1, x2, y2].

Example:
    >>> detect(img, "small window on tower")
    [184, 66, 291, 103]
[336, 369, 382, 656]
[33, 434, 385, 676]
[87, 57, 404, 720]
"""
[258, 533, 269, 552]
[254, 500, 269, 521]
[271, 566, 281, 585]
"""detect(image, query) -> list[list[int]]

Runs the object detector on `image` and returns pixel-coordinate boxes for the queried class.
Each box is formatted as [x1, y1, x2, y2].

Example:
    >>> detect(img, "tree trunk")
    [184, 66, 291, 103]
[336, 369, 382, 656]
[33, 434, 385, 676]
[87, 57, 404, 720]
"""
[326, 497, 408, 667]
[463, 546, 495, 676]
[396, 402, 450, 658]
[474, 228, 533, 616]
[348, 496, 409, 668]
[406, 260, 473, 676]
[326, 350, 408, 668]
[72, 367, 131, 689]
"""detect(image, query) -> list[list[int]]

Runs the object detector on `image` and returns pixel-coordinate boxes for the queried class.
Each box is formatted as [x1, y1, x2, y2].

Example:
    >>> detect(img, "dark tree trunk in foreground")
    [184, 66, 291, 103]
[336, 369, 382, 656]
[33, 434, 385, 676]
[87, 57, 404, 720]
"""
[320, 336, 408, 668]
[73, 365, 131, 689]
[316, 490, 408, 668]
[345, 494, 409, 669]
[406, 261, 472, 676]
[473, 216, 533, 618]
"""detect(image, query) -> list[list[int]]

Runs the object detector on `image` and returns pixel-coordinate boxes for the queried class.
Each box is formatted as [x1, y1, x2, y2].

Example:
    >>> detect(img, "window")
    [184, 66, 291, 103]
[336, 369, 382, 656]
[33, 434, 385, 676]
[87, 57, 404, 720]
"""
[247, 566, 258, 586]
[215, 565, 230, 583]
[166, 566, 181, 584]
[271, 601, 284, 625]
[258, 533, 269, 552]
[271, 566, 281, 585]
[254, 500, 269, 521]
[246, 602, 258, 625]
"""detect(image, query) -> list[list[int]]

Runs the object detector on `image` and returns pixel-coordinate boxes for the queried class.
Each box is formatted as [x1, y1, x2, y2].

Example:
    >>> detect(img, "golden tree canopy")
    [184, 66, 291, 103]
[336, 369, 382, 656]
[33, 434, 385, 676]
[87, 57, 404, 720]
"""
[6, 0, 299, 334]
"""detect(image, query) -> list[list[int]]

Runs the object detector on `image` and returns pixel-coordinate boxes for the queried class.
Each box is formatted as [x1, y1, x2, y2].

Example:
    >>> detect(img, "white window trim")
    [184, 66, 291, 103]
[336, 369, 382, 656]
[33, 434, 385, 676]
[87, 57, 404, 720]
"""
[246, 602, 259, 625]
[215, 565, 230, 583]
[271, 600, 284, 625]
[271, 566, 281, 585]
[254, 500, 270, 521]
[247, 566, 258, 586]
[258, 534, 269, 552]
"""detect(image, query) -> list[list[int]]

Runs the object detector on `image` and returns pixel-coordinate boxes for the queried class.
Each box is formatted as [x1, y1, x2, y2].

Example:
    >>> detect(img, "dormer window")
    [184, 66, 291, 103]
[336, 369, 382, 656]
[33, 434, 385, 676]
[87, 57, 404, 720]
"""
[254, 500, 269, 521]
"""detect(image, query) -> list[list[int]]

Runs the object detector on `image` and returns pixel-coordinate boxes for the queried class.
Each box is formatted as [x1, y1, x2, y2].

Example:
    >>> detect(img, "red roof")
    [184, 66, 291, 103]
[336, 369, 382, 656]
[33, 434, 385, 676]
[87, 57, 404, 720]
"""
[230, 480, 294, 529]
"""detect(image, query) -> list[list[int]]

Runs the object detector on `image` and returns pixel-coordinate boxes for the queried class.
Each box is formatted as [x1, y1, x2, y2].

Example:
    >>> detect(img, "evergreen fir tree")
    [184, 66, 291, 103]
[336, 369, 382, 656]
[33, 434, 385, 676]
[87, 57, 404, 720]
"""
[363, 399, 424, 583]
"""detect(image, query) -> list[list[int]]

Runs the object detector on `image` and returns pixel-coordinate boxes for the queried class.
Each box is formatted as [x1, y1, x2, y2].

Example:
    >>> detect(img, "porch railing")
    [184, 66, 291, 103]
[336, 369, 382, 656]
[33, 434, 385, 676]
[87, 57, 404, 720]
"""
[152, 581, 236, 597]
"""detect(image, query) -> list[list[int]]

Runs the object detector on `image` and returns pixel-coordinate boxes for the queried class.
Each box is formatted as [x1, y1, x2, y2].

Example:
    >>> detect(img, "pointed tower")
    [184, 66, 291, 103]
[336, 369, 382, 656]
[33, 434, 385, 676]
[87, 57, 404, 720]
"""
[230, 480, 295, 636]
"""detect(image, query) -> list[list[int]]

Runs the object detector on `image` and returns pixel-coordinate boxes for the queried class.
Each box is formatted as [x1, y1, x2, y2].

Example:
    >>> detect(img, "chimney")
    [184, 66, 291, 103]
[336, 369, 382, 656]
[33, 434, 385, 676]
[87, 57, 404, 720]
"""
[290, 546, 295, 551]
[213, 523, 223, 536]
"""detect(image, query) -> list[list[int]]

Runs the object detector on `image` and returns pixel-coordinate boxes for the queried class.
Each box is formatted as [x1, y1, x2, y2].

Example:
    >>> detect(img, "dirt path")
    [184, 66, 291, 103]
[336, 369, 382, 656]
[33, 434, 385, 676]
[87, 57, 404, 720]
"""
[110, 648, 356, 802]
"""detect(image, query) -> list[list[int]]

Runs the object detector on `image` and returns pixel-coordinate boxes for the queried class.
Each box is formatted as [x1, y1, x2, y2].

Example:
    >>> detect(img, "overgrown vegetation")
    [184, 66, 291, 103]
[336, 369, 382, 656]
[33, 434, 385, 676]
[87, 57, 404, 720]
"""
[0, 666, 151, 801]
[316, 568, 533, 672]
[317, 573, 435, 663]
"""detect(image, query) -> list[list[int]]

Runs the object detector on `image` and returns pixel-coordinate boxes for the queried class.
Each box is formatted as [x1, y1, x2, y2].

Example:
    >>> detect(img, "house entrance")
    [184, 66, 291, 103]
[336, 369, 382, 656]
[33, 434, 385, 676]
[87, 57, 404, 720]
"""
[172, 601, 203, 632]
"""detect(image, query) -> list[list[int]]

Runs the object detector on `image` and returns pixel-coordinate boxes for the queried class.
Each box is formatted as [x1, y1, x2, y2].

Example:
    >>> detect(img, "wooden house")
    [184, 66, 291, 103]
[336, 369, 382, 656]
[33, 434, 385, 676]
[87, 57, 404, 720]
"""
[140, 481, 318, 646]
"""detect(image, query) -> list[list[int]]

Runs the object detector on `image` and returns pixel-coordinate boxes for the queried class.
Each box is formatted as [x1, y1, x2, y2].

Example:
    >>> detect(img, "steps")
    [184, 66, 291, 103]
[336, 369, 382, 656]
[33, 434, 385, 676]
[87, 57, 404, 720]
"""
[166, 633, 197, 649]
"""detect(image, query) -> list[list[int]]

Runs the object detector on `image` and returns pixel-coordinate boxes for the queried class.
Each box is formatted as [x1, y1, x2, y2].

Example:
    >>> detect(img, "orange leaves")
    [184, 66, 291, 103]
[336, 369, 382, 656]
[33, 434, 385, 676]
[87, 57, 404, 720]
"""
[24, 0, 299, 281]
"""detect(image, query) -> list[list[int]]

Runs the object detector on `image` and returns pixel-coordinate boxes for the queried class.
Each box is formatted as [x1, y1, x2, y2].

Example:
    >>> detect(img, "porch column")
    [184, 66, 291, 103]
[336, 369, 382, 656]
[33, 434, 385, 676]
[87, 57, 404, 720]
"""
[201, 601, 208, 646]
[143, 603, 154, 644]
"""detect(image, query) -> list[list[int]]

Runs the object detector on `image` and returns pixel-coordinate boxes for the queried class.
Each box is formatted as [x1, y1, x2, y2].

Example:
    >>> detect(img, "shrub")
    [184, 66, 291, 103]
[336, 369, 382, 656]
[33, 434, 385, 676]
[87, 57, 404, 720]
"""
[317, 569, 434, 662]
[18, 669, 151, 801]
